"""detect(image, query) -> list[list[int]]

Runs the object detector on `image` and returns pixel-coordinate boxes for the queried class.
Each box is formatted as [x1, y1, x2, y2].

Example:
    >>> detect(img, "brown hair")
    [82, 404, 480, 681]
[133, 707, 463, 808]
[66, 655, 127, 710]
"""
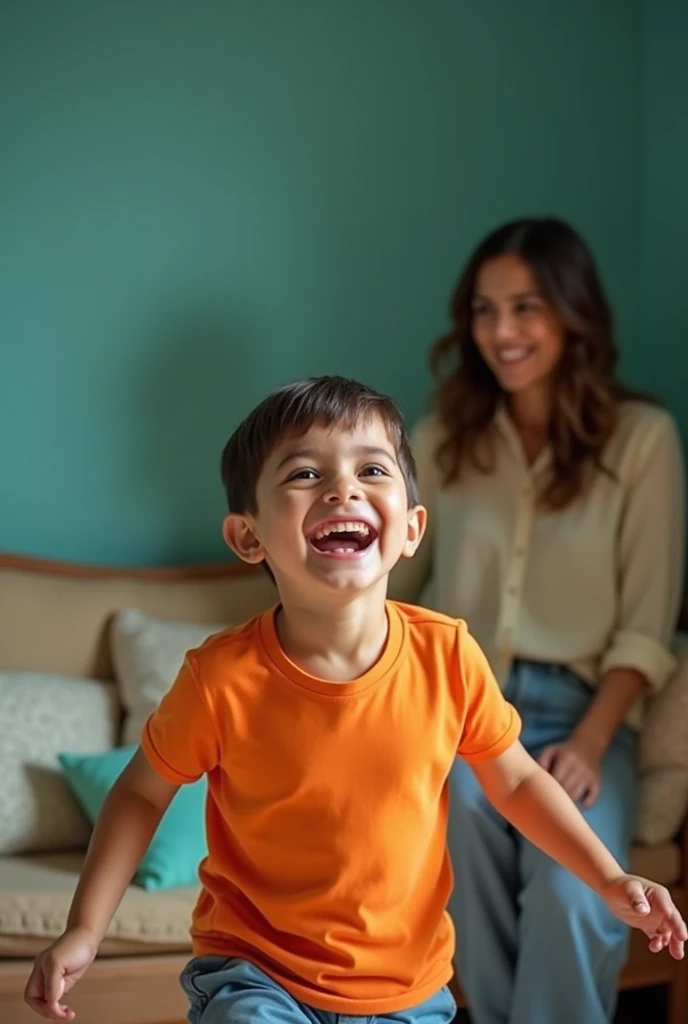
[221, 376, 419, 514]
[431, 217, 649, 509]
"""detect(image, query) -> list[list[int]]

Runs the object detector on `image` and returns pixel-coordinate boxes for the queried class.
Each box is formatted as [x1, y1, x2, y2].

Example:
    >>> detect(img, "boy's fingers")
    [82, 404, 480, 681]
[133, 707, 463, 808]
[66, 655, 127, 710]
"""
[49, 1003, 74, 1021]
[44, 961, 66, 1006]
[664, 907, 688, 955]
[24, 968, 53, 1018]
[44, 1001, 70, 1021]
[634, 884, 687, 958]
[24, 966, 44, 1001]
[25, 959, 73, 1020]
[24, 995, 67, 1020]
[667, 905, 688, 941]
[651, 890, 688, 937]
[624, 880, 650, 914]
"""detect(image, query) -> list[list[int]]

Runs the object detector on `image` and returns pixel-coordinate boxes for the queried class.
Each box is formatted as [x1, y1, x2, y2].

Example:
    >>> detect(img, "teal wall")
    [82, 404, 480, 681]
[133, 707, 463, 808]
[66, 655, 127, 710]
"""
[1, 2, 645, 565]
[642, 0, 688, 446]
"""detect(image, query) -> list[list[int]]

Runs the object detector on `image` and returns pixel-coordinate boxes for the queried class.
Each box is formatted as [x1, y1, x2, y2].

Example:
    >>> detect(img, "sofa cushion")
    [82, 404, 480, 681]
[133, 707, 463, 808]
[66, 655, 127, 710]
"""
[636, 632, 688, 846]
[627, 840, 682, 885]
[111, 610, 226, 744]
[59, 745, 207, 890]
[0, 559, 275, 680]
[0, 673, 119, 855]
[0, 852, 196, 956]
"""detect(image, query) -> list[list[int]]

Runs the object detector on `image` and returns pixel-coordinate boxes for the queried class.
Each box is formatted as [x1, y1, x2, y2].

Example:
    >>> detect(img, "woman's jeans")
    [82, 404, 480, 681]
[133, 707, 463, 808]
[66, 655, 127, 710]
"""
[448, 660, 638, 1024]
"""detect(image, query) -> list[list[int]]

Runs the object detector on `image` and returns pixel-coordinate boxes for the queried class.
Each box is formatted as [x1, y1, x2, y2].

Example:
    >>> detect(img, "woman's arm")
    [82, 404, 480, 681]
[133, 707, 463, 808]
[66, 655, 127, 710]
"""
[572, 667, 645, 756]
[539, 413, 686, 803]
[597, 410, 685, 699]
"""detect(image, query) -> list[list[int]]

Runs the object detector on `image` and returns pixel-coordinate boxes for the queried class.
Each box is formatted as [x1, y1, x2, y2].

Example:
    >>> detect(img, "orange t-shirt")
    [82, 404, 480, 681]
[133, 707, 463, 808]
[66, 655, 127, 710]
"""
[141, 602, 520, 1015]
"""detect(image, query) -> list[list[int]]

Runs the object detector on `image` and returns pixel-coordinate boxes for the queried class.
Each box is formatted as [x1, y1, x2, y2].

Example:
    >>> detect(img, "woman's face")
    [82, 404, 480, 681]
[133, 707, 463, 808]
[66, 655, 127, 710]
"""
[471, 254, 565, 399]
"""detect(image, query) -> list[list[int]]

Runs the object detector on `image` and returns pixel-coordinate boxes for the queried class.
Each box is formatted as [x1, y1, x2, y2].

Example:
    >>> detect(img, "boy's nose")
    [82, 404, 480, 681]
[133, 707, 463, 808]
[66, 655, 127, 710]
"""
[324, 477, 364, 503]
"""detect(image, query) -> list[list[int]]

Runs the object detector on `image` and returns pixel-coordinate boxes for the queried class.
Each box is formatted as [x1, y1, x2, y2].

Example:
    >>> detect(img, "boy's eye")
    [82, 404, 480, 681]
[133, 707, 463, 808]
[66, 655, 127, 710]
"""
[360, 464, 388, 478]
[288, 469, 320, 481]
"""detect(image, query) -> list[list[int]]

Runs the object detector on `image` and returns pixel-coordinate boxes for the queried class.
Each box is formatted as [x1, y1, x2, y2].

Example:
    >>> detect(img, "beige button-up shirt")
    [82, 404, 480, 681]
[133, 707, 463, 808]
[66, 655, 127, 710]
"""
[391, 401, 685, 728]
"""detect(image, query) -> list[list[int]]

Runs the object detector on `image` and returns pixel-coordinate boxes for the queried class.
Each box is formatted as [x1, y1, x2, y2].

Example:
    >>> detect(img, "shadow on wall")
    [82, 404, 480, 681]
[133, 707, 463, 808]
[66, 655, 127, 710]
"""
[129, 310, 262, 565]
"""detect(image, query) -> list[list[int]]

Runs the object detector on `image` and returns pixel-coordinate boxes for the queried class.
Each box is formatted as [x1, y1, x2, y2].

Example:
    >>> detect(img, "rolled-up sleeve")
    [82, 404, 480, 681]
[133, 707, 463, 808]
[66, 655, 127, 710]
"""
[600, 414, 686, 690]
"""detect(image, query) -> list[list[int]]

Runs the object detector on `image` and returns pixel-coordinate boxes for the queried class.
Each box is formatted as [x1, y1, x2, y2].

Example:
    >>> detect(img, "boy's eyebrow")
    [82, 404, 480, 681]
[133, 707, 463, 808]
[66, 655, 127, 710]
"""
[275, 445, 398, 471]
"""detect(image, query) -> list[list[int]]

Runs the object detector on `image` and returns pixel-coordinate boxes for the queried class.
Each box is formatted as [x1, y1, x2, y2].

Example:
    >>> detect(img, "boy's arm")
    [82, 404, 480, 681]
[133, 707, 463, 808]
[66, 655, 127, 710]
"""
[65, 749, 178, 938]
[25, 749, 178, 1021]
[473, 740, 687, 960]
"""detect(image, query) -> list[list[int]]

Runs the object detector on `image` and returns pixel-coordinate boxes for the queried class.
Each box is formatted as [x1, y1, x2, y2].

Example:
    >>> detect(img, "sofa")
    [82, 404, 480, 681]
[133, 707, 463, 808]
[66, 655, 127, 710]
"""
[0, 553, 686, 1024]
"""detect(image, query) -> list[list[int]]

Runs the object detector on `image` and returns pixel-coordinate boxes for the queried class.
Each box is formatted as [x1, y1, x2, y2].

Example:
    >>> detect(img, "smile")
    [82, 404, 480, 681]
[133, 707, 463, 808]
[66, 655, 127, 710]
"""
[496, 346, 534, 364]
[307, 519, 378, 557]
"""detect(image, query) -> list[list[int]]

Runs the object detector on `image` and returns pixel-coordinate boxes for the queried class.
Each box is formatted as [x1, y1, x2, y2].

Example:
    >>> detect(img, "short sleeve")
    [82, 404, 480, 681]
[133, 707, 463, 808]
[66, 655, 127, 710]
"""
[141, 653, 220, 784]
[456, 622, 521, 762]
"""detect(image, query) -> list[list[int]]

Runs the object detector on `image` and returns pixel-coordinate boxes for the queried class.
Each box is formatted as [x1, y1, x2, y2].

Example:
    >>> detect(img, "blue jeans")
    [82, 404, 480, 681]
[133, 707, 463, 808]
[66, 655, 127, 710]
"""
[180, 957, 457, 1024]
[447, 660, 638, 1024]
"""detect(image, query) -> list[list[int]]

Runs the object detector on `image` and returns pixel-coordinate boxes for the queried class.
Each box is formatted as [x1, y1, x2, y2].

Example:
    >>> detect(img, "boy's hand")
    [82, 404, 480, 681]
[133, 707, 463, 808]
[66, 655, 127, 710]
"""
[601, 875, 687, 959]
[24, 926, 97, 1019]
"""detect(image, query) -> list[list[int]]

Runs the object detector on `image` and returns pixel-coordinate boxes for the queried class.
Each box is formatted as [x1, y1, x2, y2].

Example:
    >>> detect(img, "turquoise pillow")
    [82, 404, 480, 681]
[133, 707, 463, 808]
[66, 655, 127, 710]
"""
[58, 745, 207, 891]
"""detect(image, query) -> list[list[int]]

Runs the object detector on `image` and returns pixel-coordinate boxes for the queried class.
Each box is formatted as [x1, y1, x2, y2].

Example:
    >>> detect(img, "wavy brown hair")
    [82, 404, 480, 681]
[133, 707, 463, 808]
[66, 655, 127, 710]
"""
[431, 217, 650, 509]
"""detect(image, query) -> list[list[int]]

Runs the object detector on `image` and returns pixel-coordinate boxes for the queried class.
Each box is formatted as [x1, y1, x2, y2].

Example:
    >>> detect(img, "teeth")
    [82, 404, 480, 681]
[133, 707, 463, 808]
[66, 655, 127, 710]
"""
[498, 347, 531, 363]
[312, 521, 371, 540]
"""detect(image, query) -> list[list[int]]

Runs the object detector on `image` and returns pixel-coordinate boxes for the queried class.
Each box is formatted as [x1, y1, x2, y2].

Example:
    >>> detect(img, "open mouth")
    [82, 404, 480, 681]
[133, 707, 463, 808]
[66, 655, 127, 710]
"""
[496, 346, 534, 365]
[308, 520, 378, 556]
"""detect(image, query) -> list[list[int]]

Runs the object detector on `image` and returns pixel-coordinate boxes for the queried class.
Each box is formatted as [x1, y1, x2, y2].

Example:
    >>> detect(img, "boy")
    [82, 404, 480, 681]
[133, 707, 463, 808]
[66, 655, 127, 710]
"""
[26, 377, 686, 1023]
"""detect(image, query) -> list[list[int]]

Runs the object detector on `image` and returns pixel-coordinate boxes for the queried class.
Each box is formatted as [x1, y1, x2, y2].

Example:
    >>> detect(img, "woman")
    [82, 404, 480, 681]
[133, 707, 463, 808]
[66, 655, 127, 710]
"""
[392, 218, 685, 1023]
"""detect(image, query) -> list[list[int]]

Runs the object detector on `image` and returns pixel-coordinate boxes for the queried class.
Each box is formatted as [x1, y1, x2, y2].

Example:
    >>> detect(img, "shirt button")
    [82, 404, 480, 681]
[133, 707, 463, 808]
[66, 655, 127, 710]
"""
[507, 586, 518, 596]
[515, 547, 525, 558]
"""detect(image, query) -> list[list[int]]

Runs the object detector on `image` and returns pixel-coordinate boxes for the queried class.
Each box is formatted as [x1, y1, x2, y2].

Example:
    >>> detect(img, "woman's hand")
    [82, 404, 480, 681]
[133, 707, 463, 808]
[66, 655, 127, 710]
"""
[538, 736, 602, 807]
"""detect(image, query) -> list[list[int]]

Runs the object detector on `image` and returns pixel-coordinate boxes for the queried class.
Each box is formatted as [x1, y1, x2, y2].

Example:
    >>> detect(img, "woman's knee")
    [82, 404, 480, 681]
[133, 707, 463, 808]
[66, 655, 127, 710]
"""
[520, 850, 625, 940]
[524, 855, 592, 907]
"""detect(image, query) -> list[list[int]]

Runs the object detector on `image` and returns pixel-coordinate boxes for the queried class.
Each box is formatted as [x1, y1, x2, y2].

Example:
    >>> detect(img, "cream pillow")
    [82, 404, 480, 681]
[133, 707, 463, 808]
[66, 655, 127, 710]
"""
[635, 633, 688, 846]
[0, 673, 119, 854]
[111, 610, 227, 744]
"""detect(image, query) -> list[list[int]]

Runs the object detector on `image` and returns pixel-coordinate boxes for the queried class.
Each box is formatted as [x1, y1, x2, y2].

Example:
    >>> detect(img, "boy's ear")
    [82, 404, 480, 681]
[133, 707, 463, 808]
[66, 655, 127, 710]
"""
[222, 514, 266, 565]
[401, 504, 427, 559]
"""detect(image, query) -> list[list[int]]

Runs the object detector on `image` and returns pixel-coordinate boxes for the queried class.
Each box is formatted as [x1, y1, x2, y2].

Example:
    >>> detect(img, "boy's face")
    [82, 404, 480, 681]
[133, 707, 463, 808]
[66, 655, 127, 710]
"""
[223, 415, 426, 600]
